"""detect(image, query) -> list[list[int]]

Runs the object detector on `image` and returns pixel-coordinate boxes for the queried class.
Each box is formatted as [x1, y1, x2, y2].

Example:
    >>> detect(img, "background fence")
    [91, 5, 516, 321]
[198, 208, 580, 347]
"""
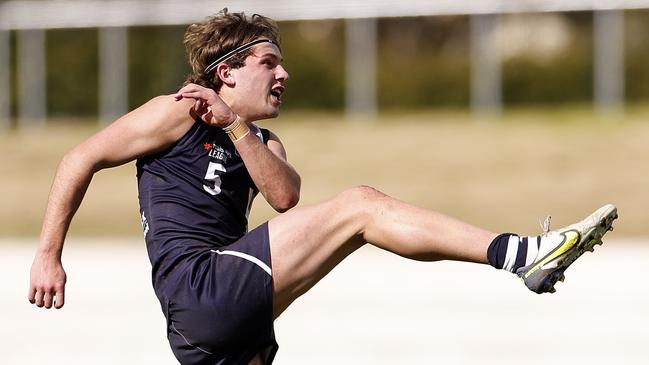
[2, 0, 649, 129]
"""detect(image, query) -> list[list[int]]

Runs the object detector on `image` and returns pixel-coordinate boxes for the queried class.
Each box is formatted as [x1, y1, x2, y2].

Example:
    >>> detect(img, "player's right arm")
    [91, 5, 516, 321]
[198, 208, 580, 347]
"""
[28, 95, 198, 309]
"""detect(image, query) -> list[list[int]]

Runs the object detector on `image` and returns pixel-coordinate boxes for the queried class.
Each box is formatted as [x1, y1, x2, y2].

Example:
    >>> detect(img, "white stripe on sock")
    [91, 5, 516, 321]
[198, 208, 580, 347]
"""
[502, 235, 520, 272]
[210, 249, 272, 276]
[525, 236, 539, 266]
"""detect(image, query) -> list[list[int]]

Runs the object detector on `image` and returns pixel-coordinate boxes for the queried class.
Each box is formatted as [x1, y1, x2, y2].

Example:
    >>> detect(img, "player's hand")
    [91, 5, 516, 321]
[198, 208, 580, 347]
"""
[28, 252, 67, 309]
[174, 83, 238, 128]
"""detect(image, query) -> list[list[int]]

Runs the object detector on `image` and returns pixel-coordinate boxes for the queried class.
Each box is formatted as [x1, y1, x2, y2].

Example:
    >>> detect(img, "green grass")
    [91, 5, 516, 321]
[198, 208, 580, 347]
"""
[2, 106, 648, 239]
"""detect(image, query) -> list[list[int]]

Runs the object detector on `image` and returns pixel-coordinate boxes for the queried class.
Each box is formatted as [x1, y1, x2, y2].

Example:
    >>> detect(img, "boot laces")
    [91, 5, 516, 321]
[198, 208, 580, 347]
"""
[540, 215, 552, 236]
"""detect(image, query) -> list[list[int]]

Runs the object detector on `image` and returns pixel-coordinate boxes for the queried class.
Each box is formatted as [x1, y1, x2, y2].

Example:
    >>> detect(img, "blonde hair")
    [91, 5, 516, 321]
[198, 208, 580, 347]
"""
[183, 9, 281, 91]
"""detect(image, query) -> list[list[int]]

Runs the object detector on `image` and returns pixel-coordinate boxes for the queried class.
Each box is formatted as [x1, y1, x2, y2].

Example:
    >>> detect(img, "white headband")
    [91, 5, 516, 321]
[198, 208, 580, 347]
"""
[204, 39, 276, 74]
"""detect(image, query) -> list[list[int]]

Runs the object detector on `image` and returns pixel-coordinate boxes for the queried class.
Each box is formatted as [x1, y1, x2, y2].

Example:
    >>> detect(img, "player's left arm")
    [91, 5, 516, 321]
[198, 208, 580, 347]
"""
[174, 82, 300, 212]
[234, 129, 301, 212]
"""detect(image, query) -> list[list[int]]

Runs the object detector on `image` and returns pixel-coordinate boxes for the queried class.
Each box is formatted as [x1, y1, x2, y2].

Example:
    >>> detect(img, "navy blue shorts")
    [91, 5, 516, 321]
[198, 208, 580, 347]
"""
[158, 223, 277, 365]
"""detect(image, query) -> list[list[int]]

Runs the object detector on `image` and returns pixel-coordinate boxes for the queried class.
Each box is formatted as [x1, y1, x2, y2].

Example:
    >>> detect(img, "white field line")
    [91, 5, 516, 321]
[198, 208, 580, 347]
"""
[3, 238, 648, 365]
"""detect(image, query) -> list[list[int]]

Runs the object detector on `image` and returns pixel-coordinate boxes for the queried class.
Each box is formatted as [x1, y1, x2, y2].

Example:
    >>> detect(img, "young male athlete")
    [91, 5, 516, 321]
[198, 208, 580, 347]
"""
[28, 10, 618, 365]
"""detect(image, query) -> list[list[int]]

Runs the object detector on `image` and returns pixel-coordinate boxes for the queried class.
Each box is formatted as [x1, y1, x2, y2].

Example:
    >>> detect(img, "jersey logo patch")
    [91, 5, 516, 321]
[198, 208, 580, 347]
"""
[203, 142, 232, 162]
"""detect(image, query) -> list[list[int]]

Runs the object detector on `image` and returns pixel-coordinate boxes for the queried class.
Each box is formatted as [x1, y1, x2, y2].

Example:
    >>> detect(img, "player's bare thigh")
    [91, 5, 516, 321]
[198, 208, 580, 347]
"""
[267, 186, 380, 317]
[266, 185, 495, 318]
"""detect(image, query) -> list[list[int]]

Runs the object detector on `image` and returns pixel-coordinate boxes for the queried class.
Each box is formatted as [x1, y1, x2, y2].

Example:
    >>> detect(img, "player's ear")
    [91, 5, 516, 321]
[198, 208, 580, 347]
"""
[215, 64, 235, 87]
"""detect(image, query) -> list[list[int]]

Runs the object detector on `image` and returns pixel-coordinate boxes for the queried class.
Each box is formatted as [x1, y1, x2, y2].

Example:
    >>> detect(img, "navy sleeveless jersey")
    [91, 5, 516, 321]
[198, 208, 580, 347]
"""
[136, 119, 270, 290]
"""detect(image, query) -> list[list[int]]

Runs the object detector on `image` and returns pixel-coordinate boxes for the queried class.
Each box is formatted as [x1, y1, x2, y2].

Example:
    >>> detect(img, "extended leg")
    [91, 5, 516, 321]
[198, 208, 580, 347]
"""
[267, 186, 497, 318]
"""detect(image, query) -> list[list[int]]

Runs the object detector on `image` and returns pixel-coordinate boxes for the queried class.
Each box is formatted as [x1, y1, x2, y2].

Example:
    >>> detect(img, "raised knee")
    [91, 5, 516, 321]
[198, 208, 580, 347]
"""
[341, 185, 385, 200]
[338, 185, 385, 204]
[334, 185, 386, 235]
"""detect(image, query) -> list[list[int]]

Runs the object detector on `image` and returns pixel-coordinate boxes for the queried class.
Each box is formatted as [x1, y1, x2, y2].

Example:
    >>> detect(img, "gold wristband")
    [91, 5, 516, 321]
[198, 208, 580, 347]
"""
[222, 115, 250, 142]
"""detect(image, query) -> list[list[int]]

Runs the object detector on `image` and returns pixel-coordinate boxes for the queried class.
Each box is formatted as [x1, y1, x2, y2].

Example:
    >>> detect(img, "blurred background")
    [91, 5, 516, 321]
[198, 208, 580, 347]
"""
[1, 1, 648, 364]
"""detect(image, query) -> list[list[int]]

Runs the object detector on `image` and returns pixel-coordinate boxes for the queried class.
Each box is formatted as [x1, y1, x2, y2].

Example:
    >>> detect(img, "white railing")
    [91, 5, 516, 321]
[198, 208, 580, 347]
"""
[2, 0, 649, 29]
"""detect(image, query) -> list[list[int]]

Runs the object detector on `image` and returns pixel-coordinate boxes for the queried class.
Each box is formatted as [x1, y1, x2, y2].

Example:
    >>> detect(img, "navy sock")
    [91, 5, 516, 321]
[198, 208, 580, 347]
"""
[487, 233, 528, 272]
[487, 233, 512, 269]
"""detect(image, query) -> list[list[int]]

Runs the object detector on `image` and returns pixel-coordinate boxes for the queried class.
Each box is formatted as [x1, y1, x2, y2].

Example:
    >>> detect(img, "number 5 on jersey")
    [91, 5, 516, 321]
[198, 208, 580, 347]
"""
[203, 161, 226, 195]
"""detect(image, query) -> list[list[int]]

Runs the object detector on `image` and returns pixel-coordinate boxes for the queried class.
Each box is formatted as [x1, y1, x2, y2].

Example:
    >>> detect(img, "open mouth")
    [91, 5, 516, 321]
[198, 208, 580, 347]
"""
[270, 86, 284, 102]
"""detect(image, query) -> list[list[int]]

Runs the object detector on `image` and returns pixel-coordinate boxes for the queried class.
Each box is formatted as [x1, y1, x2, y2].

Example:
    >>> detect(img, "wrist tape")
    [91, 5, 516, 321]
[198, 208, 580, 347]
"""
[222, 115, 250, 142]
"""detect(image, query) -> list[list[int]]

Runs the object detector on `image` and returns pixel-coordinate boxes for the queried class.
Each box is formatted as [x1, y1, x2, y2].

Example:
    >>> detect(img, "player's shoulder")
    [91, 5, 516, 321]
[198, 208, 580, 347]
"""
[126, 95, 197, 144]
[144, 95, 195, 121]
[263, 128, 283, 143]
[141, 95, 196, 127]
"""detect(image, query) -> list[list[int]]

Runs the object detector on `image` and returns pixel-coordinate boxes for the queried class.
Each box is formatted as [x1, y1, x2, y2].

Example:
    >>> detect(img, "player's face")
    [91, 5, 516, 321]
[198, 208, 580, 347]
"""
[228, 43, 289, 121]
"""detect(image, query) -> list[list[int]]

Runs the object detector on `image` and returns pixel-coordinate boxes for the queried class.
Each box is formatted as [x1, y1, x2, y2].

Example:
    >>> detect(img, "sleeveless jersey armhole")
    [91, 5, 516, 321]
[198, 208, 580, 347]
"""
[260, 128, 271, 145]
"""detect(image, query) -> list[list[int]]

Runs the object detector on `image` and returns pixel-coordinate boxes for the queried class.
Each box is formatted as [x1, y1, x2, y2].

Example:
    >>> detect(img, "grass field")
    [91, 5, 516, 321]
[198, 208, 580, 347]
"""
[1, 106, 648, 238]
[4, 106, 649, 365]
